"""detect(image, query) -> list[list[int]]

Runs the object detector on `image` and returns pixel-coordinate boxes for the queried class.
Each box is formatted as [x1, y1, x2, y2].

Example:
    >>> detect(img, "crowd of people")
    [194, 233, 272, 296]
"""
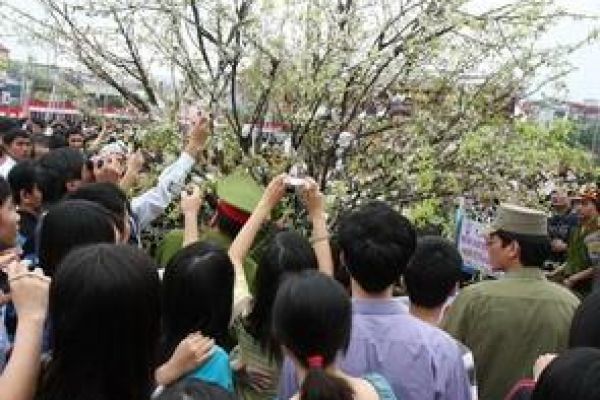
[0, 114, 600, 400]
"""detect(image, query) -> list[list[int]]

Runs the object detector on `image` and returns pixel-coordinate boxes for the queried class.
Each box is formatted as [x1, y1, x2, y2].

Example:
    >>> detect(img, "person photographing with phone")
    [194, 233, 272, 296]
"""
[154, 173, 334, 398]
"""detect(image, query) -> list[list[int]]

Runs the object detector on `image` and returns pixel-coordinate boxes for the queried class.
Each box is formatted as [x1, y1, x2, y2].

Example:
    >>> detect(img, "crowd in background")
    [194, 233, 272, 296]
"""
[0, 114, 599, 400]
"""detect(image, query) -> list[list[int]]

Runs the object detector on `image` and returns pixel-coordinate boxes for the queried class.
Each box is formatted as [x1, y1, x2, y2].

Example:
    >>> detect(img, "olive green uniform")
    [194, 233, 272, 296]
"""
[443, 269, 579, 400]
[565, 220, 600, 297]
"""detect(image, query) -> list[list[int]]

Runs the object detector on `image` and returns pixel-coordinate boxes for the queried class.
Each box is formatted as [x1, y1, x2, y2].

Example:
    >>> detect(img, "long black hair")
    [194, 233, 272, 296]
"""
[245, 230, 317, 359]
[66, 182, 131, 236]
[161, 241, 234, 359]
[532, 347, 600, 400]
[569, 289, 600, 349]
[38, 244, 161, 400]
[38, 200, 117, 276]
[272, 270, 353, 400]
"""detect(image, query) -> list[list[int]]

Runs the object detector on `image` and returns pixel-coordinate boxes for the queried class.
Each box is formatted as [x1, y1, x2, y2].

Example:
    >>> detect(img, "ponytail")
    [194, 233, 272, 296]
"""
[272, 273, 355, 400]
[300, 356, 353, 400]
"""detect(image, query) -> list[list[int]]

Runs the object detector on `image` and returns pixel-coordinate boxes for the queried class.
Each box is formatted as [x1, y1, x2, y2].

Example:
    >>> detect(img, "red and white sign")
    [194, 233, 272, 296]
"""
[0, 100, 135, 119]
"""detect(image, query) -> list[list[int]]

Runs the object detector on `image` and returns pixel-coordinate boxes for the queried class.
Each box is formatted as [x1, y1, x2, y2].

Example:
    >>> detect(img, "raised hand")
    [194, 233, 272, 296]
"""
[301, 177, 326, 220]
[186, 116, 210, 157]
[259, 174, 288, 211]
[6, 261, 50, 322]
[155, 332, 215, 386]
[181, 185, 203, 215]
[93, 156, 124, 185]
[126, 150, 145, 175]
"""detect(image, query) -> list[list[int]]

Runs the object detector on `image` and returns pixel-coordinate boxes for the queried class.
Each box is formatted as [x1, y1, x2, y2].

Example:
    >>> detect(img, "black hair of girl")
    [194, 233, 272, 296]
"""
[0, 176, 11, 205]
[65, 182, 131, 235]
[38, 199, 117, 276]
[569, 289, 600, 349]
[245, 230, 318, 360]
[156, 380, 236, 400]
[161, 241, 234, 359]
[532, 347, 600, 400]
[272, 270, 353, 400]
[38, 244, 161, 400]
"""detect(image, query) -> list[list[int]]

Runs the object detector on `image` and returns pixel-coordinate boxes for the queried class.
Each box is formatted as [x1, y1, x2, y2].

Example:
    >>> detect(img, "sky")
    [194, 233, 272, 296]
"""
[462, 0, 600, 101]
[1, 0, 600, 101]
[546, 0, 600, 101]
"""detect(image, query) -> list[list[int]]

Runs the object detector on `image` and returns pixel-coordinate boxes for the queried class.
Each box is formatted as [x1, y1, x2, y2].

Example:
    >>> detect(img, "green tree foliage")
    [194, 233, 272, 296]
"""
[4, 0, 599, 229]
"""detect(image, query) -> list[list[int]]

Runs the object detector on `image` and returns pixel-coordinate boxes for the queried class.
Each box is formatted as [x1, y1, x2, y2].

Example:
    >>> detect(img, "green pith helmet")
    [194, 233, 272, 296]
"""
[487, 203, 548, 237]
[216, 171, 264, 213]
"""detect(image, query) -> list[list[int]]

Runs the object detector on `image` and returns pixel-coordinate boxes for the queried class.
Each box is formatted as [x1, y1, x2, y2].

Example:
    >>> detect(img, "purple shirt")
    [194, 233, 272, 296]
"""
[278, 298, 470, 400]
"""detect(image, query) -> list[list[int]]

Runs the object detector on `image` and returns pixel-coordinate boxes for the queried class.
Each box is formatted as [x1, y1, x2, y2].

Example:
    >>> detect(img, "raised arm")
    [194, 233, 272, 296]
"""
[228, 175, 286, 317]
[119, 150, 145, 191]
[87, 122, 109, 153]
[301, 179, 334, 276]
[155, 332, 214, 387]
[130, 117, 209, 230]
[181, 185, 203, 247]
[228, 174, 287, 271]
[0, 262, 50, 400]
[564, 267, 595, 289]
[184, 116, 210, 160]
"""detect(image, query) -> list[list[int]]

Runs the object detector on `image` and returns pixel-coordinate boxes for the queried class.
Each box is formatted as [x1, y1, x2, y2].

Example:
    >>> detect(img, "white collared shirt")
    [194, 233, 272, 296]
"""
[0, 156, 16, 179]
[131, 152, 196, 231]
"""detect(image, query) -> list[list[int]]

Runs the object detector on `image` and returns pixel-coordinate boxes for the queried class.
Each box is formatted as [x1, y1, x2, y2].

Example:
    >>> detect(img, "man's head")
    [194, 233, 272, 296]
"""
[569, 190, 583, 215]
[0, 117, 18, 136]
[550, 190, 570, 211]
[48, 133, 68, 150]
[486, 204, 550, 271]
[66, 127, 85, 150]
[0, 176, 19, 247]
[405, 236, 463, 310]
[31, 134, 51, 160]
[0, 118, 18, 158]
[578, 192, 600, 222]
[37, 148, 86, 206]
[29, 118, 45, 135]
[3, 130, 32, 161]
[338, 201, 416, 295]
[7, 160, 43, 213]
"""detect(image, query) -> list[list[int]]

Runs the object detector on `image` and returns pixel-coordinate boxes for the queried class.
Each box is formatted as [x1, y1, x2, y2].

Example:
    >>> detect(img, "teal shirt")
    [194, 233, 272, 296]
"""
[187, 346, 233, 392]
[363, 373, 398, 400]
